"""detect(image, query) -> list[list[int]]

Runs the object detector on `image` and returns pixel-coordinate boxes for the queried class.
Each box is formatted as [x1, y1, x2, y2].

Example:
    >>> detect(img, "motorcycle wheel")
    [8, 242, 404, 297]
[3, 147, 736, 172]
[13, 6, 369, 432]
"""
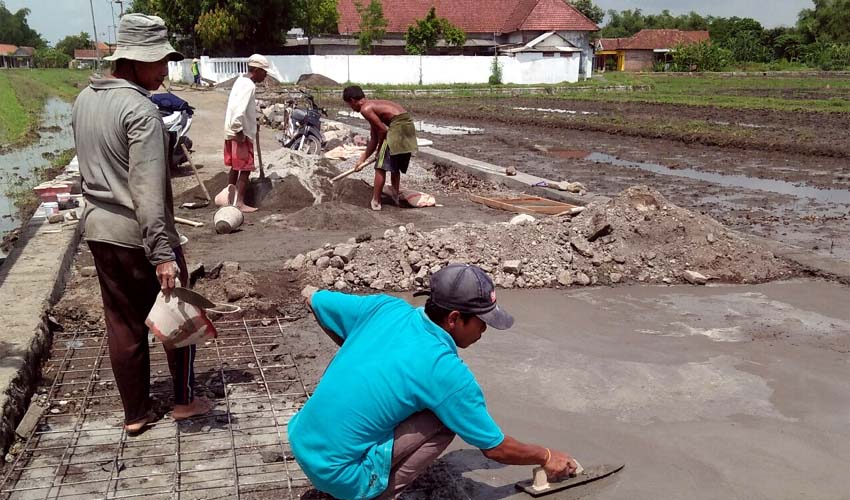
[291, 135, 322, 155]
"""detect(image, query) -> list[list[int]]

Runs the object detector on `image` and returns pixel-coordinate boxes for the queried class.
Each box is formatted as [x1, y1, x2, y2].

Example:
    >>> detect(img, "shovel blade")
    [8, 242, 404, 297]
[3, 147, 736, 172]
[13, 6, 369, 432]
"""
[515, 464, 624, 497]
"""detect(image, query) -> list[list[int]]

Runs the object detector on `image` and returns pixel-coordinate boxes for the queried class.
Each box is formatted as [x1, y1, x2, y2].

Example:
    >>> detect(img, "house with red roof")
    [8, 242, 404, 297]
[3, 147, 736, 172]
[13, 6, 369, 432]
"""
[303, 0, 598, 76]
[594, 29, 710, 71]
[0, 44, 35, 68]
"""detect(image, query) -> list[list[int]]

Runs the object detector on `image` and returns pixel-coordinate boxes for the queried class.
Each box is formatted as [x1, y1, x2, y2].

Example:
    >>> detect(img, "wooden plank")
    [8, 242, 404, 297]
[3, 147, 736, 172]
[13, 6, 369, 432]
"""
[470, 194, 577, 215]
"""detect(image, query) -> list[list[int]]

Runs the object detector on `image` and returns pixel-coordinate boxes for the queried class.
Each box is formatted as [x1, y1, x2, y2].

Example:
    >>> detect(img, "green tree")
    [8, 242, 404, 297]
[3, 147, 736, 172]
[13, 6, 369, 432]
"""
[797, 0, 850, 44]
[669, 41, 731, 71]
[0, 1, 45, 48]
[355, 0, 387, 55]
[294, 0, 339, 54]
[404, 7, 467, 55]
[571, 0, 604, 25]
[129, 0, 294, 55]
[55, 32, 94, 58]
[34, 48, 71, 68]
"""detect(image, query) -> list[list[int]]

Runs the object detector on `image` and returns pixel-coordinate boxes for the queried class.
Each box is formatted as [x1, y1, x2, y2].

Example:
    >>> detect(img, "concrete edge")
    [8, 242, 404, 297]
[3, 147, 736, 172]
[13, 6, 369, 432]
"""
[0, 220, 82, 455]
[326, 118, 848, 283]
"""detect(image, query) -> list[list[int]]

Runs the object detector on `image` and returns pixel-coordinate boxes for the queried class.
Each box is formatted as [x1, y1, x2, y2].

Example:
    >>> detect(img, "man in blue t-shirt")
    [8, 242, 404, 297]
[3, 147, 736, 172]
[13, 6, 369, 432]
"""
[289, 264, 578, 500]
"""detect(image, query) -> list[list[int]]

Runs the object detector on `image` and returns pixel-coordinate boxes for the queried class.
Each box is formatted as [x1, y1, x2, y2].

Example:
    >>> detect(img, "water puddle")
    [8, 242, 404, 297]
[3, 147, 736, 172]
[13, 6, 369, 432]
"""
[548, 148, 590, 159]
[0, 98, 74, 234]
[512, 106, 597, 115]
[337, 111, 483, 135]
[586, 152, 850, 204]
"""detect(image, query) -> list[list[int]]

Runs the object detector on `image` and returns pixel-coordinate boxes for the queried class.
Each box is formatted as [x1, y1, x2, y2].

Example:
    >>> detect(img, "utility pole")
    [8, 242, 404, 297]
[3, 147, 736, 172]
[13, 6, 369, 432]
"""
[108, 0, 117, 44]
[89, 0, 101, 72]
[114, 0, 125, 17]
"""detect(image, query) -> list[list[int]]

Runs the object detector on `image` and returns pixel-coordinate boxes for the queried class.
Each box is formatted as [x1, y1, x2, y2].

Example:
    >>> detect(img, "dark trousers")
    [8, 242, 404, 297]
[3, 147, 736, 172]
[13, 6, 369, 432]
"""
[88, 241, 196, 425]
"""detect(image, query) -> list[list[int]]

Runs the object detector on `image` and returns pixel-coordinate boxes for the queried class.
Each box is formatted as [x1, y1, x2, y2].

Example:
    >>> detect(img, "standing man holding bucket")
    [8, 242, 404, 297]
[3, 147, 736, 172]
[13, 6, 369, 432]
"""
[220, 54, 274, 213]
[343, 85, 418, 211]
[72, 13, 211, 435]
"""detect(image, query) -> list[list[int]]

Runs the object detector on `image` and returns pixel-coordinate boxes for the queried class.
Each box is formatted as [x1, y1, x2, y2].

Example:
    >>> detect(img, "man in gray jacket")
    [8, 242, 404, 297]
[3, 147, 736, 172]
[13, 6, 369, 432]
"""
[72, 14, 211, 435]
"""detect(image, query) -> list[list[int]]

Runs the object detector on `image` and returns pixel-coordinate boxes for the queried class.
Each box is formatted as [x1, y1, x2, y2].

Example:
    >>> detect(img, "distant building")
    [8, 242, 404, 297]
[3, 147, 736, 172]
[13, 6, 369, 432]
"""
[296, 0, 598, 76]
[73, 42, 115, 67]
[0, 44, 35, 68]
[595, 29, 710, 72]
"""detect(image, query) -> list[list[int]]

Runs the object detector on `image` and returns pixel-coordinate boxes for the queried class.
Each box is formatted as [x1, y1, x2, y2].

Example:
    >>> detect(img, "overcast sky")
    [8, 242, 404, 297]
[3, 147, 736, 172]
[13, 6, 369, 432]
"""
[6, 0, 815, 45]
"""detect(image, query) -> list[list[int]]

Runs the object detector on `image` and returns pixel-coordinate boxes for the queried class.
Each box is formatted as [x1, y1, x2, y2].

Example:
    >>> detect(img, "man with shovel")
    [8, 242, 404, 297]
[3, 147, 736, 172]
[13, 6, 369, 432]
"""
[220, 54, 275, 213]
[344, 85, 418, 211]
[72, 14, 211, 435]
[290, 264, 578, 499]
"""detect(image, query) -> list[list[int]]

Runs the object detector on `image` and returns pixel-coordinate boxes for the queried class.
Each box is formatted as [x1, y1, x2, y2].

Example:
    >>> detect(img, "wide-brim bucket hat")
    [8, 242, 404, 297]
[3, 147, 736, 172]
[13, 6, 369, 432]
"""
[105, 13, 183, 62]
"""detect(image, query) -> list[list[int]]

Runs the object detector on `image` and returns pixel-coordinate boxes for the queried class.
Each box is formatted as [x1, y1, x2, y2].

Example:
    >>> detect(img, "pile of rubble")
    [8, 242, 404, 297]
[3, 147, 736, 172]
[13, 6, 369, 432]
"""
[286, 186, 799, 291]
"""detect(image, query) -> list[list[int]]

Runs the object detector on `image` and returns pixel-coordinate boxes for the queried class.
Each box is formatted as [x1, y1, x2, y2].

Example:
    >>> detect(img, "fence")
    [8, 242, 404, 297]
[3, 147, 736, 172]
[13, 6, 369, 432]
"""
[169, 54, 584, 86]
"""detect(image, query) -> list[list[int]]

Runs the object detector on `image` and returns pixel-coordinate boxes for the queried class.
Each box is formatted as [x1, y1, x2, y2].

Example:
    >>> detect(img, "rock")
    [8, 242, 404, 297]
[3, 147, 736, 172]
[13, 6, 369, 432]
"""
[505, 166, 518, 176]
[502, 274, 517, 288]
[306, 249, 324, 262]
[333, 245, 357, 263]
[516, 276, 526, 288]
[407, 251, 423, 266]
[585, 214, 612, 242]
[325, 138, 344, 151]
[334, 280, 350, 291]
[80, 266, 97, 277]
[189, 263, 205, 286]
[356, 233, 372, 243]
[707, 233, 716, 244]
[207, 262, 224, 279]
[222, 261, 240, 274]
[645, 251, 657, 261]
[329, 256, 345, 269]
[316, 256, 331, 270]
[225, 283, 249, 302]
[510, 214, 536, 225]
[570, 237, 594, 258]
[289, 254, 306, 270]
[260, 451, 284, 463]
[48, 213, 64, 224]
[609, 272, 623, 284]
[384, 229, 395, 239]
[575, 272, 591, 286]
[321, 268, 336, 286]
[555, 181, 587, 193]
[683, 270, 708, 285]
[557, 270, 572, 286]
[370, 279, 386, 291]
[502, 260, 522, 275]
[400, 260, 413, 276]
[613, 254, 627, 264]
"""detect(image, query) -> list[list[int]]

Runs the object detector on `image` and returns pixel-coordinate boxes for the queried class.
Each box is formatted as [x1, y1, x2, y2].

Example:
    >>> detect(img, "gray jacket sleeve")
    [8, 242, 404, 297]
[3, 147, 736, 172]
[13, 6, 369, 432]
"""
[126, 111, 175, 266]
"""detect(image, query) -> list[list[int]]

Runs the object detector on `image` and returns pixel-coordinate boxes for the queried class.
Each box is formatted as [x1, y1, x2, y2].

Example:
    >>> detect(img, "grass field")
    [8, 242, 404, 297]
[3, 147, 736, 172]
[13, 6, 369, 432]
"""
[0, 69, 90, 145]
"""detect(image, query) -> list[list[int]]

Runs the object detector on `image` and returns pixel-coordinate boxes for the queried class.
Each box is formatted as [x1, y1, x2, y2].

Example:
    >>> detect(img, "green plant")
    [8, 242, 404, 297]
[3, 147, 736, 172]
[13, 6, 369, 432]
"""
[355, 0, 388, 55]
[802, 41, 850, 70]
[670, 41, 732, 71]
[34, 48, 71, 69]
[404, 7, 466, 55]
[488, 57, 503, 85]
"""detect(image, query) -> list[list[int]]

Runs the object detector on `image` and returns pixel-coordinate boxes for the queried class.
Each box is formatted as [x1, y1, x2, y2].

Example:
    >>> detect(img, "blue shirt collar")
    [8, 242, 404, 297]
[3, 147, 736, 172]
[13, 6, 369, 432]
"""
[419, 308, 458, 354]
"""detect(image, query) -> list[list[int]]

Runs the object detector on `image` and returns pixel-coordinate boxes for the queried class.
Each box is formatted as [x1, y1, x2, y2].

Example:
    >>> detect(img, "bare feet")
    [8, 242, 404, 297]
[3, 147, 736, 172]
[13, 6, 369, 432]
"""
[236, 203, 258, 213]
[172, 396, 214, 421]
[125, 410, 158, 436]
[370, 199, 382, 211]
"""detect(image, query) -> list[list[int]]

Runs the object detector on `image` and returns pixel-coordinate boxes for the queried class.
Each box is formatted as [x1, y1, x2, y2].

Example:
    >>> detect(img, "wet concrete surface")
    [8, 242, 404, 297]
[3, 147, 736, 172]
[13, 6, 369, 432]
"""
[399, 280, 849, 499]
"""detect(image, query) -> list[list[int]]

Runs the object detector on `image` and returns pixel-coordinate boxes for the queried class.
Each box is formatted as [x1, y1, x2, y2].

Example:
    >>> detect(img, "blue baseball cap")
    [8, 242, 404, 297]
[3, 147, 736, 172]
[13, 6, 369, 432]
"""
[415, 264, 514, 330]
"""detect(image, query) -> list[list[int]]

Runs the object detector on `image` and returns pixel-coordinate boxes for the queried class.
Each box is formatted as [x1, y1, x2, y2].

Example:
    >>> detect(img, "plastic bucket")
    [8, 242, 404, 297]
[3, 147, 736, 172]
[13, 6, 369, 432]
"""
[214, 206, 243, 234]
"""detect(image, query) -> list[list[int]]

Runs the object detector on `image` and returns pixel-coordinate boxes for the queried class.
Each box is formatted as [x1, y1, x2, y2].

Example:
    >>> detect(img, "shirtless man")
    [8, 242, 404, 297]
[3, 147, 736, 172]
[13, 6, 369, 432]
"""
[343, 85, 418, 211]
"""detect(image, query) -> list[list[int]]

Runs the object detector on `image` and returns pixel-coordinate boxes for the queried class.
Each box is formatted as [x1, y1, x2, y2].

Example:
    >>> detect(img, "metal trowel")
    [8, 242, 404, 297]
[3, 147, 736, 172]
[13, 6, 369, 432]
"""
[515, 462, 624, 497]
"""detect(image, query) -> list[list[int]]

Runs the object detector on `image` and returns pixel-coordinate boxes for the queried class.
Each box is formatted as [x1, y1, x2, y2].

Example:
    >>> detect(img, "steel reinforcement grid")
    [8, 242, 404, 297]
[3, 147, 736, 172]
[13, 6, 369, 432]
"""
[0, 318, 313, 500]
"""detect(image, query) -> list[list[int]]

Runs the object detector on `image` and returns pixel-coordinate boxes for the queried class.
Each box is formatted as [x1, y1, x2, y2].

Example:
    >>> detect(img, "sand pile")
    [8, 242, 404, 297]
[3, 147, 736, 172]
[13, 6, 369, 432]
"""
[287, 186, 799, 291]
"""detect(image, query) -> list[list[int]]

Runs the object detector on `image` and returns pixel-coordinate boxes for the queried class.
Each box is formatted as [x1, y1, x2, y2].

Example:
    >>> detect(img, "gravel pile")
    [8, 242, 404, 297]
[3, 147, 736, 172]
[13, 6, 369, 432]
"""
[286, 186, 799, 291]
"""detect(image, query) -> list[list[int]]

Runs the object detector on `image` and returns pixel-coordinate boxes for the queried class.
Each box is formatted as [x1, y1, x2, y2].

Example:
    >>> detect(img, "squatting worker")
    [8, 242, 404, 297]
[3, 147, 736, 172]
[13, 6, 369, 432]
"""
[343, 85, 418, 211]
[222, 54, 274, 213]
[72, 13, 212, 436]
[289, 264, 578, 499]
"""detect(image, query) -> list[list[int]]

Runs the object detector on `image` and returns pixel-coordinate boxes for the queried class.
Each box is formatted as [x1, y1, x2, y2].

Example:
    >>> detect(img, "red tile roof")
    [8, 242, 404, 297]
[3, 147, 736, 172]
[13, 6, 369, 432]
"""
[337, 0, 598, 35]
[620, 29, 709, 50]
[74, 47, 115, 60]
[0, 44, 18, 56]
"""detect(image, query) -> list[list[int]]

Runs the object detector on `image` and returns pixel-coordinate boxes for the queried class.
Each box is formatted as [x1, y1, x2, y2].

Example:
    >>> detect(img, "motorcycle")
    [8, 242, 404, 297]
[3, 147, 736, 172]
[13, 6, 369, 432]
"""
[151, 92, 194, 170]
[278, 90, 326, 155]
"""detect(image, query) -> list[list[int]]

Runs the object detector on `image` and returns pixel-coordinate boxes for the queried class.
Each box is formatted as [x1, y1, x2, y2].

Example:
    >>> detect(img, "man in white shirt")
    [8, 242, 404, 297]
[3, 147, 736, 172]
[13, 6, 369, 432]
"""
[221, 54, 272, 213]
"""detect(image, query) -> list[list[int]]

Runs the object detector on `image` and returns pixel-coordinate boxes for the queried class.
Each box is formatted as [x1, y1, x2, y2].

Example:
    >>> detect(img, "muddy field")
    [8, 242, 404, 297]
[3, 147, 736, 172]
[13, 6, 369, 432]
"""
[329, 96, 850, 261]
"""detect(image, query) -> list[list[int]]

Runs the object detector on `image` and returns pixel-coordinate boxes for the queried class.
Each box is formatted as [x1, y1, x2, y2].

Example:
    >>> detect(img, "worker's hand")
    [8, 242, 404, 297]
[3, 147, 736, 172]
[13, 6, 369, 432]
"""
[235, 130, 246, 143]
[544, 449, 579, 481]
[301, 285, 319, 301]
[156, 260, 180, 296]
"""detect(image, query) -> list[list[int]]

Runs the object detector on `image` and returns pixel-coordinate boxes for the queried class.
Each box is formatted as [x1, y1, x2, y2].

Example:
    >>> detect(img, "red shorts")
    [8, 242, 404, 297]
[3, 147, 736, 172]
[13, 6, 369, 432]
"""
[224, 139, 255, 171]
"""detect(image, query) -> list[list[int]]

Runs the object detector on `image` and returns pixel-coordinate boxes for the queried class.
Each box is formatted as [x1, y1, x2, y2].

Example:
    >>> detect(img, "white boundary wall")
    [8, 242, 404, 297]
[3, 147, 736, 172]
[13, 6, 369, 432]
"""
[170, 54, 582, 85]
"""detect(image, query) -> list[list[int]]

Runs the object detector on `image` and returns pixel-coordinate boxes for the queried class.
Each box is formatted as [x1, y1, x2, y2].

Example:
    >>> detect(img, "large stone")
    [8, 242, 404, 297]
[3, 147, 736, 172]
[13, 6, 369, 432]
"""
[575, 272, 591, 286]
[510, 214, 536, 225]
[503, 260, 522, 275]
[609, 272, 623, 284]
[683, 270, 708, 285]
[321, 268, 336, 286]
[407, 251, 423, 266]
[334, 280, 350, 291]
[329, 256, 345, 269]
[585, 213, 612, 242]
[570, 237, 594, 258]
[80, 266, 97, 277]
[316, 256, 331, 270]
[225, 282, 249, 302]
[289, 254, 306, 270]
[334, 245, 357, 263]
[306, 249, 324, 262]
[222, 261, 240, 274]
[557, 270, 572, 286]
[400, 260, 413, 276]
[356, 233, 372, 243]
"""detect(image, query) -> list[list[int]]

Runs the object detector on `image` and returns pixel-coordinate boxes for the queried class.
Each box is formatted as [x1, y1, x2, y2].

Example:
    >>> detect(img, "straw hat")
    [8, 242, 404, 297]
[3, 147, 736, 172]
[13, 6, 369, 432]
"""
[105, 13, 183, 62]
